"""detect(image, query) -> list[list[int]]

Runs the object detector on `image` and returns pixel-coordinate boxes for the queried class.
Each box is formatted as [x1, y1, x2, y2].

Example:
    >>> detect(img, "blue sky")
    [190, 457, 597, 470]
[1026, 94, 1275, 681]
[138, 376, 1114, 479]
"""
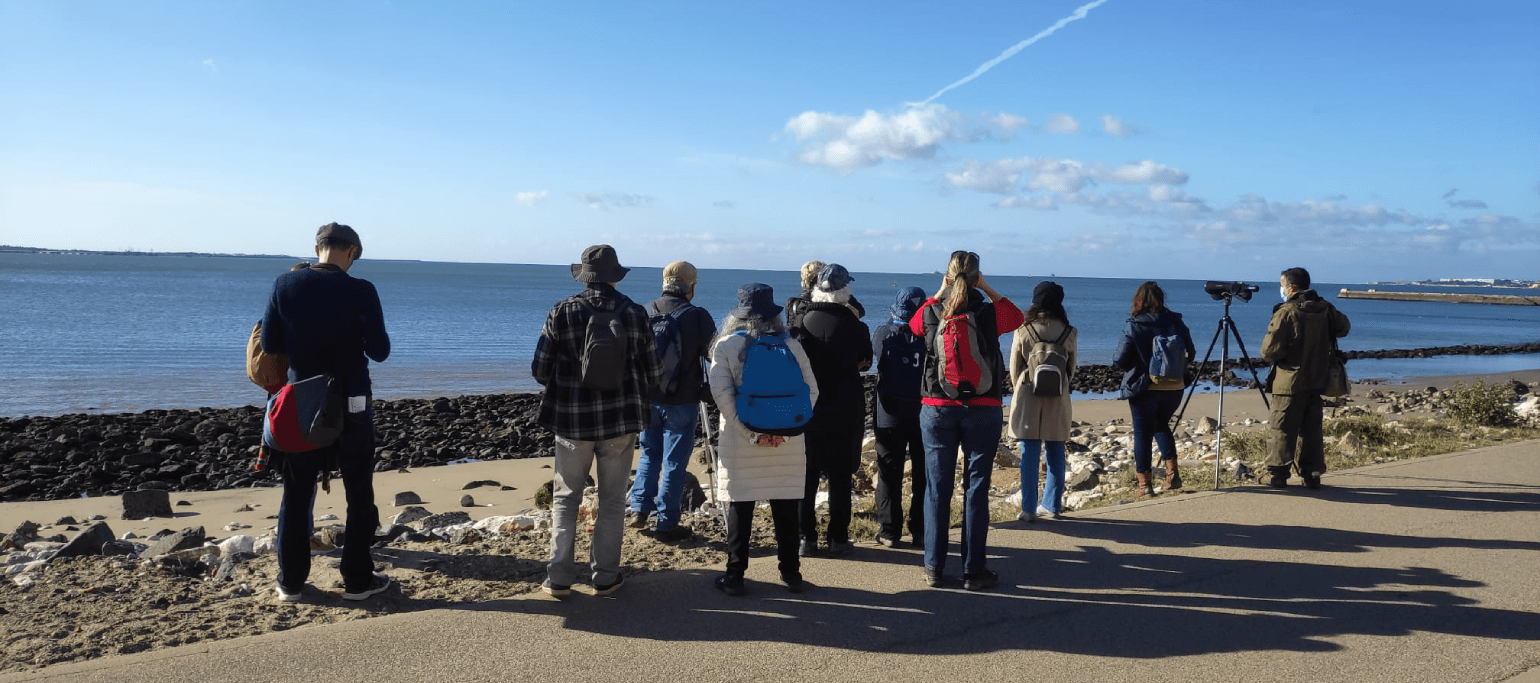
[2, 0, 1536, 283]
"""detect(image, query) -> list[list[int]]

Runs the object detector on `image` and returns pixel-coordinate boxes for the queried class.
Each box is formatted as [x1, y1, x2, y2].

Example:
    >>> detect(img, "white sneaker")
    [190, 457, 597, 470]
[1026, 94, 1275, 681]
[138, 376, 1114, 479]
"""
[1016, 510, 1036, 523]
[1036, 505, 1058, 520]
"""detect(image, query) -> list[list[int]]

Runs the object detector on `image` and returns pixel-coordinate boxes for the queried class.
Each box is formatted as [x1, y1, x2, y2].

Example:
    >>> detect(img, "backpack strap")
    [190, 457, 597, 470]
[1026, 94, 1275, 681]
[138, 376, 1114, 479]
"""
[1054, 324, 1072, 345]
[1024, 324, 1042, 345]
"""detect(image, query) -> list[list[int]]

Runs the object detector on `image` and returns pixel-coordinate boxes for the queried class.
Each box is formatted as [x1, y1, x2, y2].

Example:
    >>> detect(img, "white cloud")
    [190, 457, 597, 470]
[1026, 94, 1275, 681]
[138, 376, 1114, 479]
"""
[785, 104, 1026, 174]
[1101, 115, 1141, 138]
[1102, 160, 1188, 185]
[946, 156, 1190, 201]
[514, 190, 549, 207]
[572, 192, 654, 211]
[1042, 114, 1080, 135]
[995, 196, 1058, 210]
[200, 58, 218, 74]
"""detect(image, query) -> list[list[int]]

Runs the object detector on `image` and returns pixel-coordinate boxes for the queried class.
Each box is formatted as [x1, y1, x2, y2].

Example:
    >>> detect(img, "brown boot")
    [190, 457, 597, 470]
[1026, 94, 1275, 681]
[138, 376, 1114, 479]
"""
[1135, 472, 1155, 499]
[1163, 459, 1182, 490]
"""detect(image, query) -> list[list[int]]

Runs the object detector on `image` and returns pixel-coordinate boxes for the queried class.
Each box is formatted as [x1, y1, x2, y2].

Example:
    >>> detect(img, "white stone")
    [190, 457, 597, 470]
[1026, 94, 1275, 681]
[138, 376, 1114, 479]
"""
[12, 573, 37, 587]
[217, 535, 255, 556]
[317, 514, 339, 521]
[253, 536, 276, 555]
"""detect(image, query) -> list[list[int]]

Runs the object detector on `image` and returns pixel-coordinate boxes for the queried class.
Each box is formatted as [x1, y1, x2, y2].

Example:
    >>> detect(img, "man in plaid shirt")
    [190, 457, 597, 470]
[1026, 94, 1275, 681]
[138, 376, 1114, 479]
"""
[531, 244, 663, 597]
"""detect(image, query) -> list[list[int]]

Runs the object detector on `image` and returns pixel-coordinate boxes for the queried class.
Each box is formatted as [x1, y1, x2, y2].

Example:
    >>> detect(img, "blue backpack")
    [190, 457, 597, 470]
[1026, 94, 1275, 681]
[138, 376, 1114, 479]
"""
[1149, 327, 1186, 382]
[733, 331, 813, 436]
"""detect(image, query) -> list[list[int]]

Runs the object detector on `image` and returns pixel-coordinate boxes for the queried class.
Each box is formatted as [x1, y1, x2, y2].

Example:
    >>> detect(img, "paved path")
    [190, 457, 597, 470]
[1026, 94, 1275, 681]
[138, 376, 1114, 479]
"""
[7, 441, 1540, 683]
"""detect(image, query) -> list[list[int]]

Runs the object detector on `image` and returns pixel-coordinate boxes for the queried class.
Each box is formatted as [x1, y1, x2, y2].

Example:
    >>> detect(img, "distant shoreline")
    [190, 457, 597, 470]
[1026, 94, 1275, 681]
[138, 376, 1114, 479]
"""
[0, 245, 302, 260]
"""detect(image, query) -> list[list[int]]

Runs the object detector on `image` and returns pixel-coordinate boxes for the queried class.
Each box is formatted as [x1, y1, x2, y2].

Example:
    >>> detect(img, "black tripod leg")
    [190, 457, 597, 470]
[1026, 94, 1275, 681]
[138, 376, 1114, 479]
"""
[1223, 317, 1271, 410]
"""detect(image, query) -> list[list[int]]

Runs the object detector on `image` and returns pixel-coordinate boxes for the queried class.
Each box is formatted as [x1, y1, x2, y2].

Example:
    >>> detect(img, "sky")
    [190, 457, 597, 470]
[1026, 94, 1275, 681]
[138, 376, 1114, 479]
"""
[1, 0, 1537, 283]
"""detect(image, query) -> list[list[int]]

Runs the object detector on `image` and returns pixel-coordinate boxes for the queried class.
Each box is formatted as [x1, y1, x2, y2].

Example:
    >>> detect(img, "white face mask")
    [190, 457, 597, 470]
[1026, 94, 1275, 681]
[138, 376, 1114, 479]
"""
[1280, 286, 1290, 302]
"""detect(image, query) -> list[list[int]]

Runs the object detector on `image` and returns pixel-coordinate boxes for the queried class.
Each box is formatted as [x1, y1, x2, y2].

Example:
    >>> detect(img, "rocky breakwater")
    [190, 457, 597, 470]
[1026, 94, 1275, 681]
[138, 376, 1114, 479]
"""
[0, 393, 553, 503]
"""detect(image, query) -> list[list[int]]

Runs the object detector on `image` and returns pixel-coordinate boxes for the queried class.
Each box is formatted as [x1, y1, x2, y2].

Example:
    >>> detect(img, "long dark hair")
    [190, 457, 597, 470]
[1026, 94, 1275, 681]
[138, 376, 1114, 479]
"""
[1023, 303, 1068, 327]
[1130, 281, 1167, 317]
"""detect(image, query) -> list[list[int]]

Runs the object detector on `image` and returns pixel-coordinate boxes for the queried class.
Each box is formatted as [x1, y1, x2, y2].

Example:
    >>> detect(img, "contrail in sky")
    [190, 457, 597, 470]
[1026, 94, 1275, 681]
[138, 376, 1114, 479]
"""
[913, 0, 1111, 107]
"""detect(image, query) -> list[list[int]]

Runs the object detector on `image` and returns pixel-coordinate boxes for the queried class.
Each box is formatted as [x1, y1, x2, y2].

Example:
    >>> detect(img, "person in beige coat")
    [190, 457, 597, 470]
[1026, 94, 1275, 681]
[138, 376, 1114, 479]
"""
[707, 283, 820, 596]
[1008, 281, 1077, 521]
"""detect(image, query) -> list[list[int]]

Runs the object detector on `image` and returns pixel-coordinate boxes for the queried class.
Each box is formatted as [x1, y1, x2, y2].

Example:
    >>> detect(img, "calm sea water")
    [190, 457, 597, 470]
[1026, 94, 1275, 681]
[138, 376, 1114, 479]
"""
[3, 253, 1538, 417]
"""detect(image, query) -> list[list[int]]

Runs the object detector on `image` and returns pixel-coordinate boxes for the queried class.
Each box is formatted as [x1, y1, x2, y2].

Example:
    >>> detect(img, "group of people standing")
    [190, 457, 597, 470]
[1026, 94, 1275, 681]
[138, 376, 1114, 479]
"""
[258, 224, 1349, 603]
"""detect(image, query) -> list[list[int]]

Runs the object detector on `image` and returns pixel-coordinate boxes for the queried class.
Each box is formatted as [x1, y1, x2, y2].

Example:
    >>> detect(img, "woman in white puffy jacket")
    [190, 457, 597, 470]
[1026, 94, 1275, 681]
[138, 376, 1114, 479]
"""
[707, 283, 820, 596]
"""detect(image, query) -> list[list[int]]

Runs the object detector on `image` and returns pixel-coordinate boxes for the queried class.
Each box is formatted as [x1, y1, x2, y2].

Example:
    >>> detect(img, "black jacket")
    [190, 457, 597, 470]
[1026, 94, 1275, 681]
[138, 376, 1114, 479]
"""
[647, 294, 717, 404]
[798, 301, 872, 426]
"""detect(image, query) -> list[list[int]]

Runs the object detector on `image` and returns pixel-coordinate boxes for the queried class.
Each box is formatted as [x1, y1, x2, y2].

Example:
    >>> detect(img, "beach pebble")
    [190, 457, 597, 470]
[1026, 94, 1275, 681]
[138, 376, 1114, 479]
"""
[460, 495, 476, 507]
[394, 491, 423, 506]
[462, 480, 501, 490]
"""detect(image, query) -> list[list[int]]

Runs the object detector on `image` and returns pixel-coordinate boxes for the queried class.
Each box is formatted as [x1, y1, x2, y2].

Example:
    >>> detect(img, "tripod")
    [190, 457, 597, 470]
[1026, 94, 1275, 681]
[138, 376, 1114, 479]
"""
[1173, 293, 1270, 489]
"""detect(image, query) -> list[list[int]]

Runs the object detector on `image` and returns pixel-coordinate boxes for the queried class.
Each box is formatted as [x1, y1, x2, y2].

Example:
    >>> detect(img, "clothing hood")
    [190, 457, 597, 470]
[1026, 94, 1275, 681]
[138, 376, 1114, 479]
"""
[890, 286, 927, 322]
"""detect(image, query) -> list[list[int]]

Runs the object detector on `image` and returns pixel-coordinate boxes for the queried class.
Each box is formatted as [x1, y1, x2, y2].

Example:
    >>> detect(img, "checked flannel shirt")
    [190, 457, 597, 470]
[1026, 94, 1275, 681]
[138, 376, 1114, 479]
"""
[531, 283, 664, 441]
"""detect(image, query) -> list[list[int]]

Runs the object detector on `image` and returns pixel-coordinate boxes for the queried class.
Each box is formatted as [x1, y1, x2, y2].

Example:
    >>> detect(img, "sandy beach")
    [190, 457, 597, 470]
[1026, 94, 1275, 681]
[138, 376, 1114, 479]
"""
[2, 367, 1538, 672]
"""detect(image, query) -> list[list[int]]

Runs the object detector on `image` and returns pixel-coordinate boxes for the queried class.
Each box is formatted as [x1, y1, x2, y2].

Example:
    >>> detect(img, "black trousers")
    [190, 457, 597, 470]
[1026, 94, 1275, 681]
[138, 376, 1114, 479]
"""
[800, 419, 861, 544]
[874, 421, 926, 539]
[275, 409, 379, 593]
[725, 499, 801, 578]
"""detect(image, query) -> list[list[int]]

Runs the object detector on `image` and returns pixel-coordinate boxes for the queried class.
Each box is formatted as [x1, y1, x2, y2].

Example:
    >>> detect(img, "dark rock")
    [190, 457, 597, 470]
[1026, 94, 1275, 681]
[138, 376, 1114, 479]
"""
[680, 472, 707, 512]
[460, 494, 476, 507]
[0, 480, 37, 499]
[500, 485, 516, 491]
[101, 540, 137, 557]
[448, 527, 481, 545]
[415, 511, 471, 531]
[535, 481, 554, 509]
[53, 516, 78, 526]
[394, 491, 423, 506]
[121, 489, 173, 519]
[139, 526, 206, 559]
[462, 480, 501, 490]
[176, 500, 192, 506]
[54, 521, 116, 559]
[392, 506, 431, 527]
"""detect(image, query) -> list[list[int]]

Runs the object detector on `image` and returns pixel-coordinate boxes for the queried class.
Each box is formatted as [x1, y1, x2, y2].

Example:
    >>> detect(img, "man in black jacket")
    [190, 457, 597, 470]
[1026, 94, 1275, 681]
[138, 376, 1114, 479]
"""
[260, 223, 391, 603]
[628, 261, 716, 541]
[796, 263, 872, 556]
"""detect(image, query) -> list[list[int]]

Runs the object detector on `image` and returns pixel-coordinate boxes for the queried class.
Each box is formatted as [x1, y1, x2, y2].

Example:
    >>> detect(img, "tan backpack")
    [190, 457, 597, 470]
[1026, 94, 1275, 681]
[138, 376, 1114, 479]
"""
[247, 321, 289, 393]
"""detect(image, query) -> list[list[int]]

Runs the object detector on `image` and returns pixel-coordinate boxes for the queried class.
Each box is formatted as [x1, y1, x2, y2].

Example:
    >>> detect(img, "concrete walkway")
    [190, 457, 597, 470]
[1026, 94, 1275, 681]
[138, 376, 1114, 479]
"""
[7, 441, 1540, 683]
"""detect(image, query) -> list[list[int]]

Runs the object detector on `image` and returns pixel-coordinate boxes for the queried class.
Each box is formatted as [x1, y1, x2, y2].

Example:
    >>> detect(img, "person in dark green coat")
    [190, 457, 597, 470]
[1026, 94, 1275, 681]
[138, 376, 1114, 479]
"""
[1261, 267, 1351, 489]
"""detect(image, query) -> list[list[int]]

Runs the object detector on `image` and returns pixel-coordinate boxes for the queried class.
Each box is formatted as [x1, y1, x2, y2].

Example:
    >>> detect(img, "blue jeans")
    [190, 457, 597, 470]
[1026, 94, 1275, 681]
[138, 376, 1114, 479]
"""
[276, 409, 379, 593]
[920, 404, 1002, 576]
[1019, 440, 1066, 515]
[630, 402, 700, 531]
[1129, 390, 1182, 474]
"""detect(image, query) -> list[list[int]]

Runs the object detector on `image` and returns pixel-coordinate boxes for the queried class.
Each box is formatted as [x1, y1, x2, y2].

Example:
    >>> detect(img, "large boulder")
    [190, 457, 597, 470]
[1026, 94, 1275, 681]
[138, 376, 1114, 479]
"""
[53, 521, 117, 559]
[121, 489, 173, 520]
[139, 526, 207, 559]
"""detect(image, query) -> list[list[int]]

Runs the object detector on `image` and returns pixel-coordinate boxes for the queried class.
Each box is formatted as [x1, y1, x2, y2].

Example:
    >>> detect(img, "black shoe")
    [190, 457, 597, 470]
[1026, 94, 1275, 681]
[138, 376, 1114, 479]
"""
[714, 574, 745, 596]
[922, 566, 945, 588]
[798, 538, 820, 557]
[651, 525, 693, 543]
[541, 578, 571, 598]
[342, 572, 391, 601]
[1302, 474, 1321, 490]
[593, 574, 625, 596]
[1267, 475, 1289, 488]
[826, 540, 854, 557]
[874, 534, 900, 548]
[963, 570, 999, 592]
[781, 572, 805, 593]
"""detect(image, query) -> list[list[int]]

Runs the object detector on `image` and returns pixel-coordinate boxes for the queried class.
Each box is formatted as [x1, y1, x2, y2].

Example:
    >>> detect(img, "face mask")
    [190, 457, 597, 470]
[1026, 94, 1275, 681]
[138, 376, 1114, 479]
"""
[1280, 286, 1290, 302]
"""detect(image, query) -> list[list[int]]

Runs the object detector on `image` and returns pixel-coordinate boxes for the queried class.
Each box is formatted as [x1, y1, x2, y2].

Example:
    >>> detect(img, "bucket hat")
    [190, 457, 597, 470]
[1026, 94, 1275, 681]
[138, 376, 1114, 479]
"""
[730, 283, 783, 319]
[571, 244, 630, 283]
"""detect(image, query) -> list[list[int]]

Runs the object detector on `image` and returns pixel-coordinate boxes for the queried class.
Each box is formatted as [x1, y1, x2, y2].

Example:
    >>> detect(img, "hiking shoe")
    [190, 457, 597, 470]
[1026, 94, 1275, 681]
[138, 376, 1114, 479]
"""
[1016, 510, 1036, 523]
[1266, 474, 1289, 489]
[781, 572, 805, 594]
[541, 578, 571, 598]
[309, 536, 336, 555]
[826, 540, 855, 557]
[593, 574, 625, 596]
[963, 570, 999, 592]
[714, 574, 745, 596]
[626, 511, 652, 529]
[275, 583, 303, 603]
[651, 525, 693, 543]
[798, 538, 820, 557]
[874, 534, 901, 548]
[342, 572, 391, 601]
[1303, 473, 1322, 490]
[922, 567, 945, 588]
[1036, 505, 1058, 520]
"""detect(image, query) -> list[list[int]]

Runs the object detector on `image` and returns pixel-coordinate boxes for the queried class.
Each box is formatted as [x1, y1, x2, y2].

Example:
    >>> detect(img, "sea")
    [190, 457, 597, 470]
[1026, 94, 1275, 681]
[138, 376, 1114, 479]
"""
[4, 252, 1539, 417]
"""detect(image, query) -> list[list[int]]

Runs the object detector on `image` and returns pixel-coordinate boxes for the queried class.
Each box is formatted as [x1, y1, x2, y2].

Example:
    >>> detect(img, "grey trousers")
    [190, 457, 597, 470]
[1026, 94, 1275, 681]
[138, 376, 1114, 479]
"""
[548, 433, 636, 587]
[1267, 393, 1325, 476]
